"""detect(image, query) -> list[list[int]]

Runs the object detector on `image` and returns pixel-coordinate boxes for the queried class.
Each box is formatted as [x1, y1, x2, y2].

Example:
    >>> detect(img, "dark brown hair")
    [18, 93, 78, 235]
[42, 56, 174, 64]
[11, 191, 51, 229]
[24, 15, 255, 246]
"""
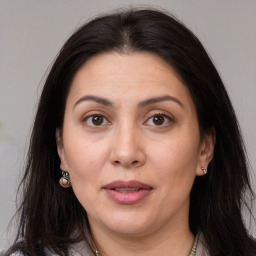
[7, 8, 256, 256]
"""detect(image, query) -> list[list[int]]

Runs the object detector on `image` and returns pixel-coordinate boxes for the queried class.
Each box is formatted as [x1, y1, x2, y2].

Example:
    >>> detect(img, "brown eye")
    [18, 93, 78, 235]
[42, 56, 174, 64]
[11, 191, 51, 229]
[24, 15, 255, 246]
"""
[145, 114, 172, 127]
[92, 115, 104, 125]
[152, 115, 165, 125]
[85, 115, 108, 127]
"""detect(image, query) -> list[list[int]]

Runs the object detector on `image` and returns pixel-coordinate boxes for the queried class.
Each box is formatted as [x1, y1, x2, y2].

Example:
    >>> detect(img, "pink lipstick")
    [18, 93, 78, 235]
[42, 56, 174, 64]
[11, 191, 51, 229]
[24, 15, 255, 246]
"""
[103, 180, 153, 204]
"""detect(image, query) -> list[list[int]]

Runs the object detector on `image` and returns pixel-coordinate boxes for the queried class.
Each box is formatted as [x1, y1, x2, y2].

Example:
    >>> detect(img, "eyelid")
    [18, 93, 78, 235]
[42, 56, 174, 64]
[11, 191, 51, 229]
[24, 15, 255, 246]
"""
[144, 110, 174, 120]
[80, 110, 174, 128]
[144, 111, 174, 126]
[81, 111, 111, 127]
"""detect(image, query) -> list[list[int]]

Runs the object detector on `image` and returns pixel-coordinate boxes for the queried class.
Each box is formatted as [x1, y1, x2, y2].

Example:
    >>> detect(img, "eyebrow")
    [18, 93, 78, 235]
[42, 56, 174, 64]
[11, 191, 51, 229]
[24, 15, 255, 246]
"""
[74, 95, 113, 108]
[138, 95, 183, 108]
[74, 94, 183, 109]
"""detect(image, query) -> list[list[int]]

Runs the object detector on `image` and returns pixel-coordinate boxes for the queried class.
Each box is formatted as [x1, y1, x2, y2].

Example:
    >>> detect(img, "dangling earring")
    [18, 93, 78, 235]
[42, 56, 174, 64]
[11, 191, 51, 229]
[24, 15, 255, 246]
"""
[201, 167, 207, 175]
[59, 170, 71, 188]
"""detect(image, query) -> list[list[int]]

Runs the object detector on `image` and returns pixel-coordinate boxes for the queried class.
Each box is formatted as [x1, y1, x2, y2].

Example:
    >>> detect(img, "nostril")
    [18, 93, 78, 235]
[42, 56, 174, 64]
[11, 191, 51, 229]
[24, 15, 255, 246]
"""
[114, 160, 120, 165]
[113, 160, 139, 167]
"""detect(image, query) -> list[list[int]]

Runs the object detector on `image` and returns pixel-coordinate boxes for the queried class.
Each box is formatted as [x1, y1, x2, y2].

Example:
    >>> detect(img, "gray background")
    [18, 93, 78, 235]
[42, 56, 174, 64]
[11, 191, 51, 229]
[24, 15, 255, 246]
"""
[0, 0, 255, 251]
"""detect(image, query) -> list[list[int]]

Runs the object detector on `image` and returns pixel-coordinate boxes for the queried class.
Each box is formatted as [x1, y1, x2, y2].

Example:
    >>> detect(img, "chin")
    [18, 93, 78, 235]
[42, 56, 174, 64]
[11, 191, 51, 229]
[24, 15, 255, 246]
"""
[98, 211, 158, 236]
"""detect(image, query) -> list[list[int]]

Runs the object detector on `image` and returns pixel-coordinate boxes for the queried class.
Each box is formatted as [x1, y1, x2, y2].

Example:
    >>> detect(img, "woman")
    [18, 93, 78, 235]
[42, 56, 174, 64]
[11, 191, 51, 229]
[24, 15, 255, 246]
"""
[7, 8, 256, 256]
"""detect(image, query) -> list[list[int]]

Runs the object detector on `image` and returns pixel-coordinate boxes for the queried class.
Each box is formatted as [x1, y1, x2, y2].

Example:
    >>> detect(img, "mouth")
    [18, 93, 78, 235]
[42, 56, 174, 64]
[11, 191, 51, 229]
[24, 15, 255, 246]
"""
[103, 180, 153, 204]
[113, 188, 141, 193]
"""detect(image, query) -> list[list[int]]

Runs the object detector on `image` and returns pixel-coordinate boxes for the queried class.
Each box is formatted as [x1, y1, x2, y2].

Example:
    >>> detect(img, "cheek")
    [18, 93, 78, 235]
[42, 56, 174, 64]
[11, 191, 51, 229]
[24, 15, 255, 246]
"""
[149, 133, 200, 197]
[147, 141, 199, 217]
[63, 133, 109, 180]
[151, 136, 200, 174]
[62, 139, 109, 212]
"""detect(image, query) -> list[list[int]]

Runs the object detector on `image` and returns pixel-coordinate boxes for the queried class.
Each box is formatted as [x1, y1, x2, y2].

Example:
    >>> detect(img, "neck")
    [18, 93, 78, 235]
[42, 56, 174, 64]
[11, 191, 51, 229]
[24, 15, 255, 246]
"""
[90, 222, 194, 256]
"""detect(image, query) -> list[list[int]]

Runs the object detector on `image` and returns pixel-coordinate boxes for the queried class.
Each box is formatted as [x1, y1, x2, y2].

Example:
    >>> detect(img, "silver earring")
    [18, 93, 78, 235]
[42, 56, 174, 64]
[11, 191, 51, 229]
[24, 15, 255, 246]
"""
[59, 170, 71, 188]
[201, 167, 207, 175]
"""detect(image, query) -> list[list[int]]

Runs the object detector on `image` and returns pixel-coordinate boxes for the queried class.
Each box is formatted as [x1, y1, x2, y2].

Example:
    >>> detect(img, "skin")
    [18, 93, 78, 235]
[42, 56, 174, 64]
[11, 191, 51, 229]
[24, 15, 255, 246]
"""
[57, 52, 214, 256]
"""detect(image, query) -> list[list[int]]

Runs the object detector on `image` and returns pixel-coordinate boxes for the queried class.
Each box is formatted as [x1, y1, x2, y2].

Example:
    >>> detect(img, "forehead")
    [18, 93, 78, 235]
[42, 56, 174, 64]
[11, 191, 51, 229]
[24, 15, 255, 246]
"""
[67, 52, 193, 108]
[73, 52, 181, 85]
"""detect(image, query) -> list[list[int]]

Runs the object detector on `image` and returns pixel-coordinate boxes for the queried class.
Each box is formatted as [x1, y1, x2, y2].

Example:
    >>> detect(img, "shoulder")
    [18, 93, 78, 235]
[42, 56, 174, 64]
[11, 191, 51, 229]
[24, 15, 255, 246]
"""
[8, 250, 56, 256]
[5, 239, 94, 256]
[196, 233, 210, 256]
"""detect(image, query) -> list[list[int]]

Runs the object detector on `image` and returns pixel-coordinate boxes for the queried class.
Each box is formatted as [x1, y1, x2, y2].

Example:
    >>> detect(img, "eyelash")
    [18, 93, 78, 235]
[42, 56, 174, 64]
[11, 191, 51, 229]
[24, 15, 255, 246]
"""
[82, 113, 110, 127]
[144, 112, 173, 127]
[82, 111, 173, 128]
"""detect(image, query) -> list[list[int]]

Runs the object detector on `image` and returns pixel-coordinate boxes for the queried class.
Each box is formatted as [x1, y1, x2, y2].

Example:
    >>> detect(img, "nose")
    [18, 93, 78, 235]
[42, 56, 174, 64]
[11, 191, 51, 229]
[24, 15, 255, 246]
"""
[109, 125, 146, 168]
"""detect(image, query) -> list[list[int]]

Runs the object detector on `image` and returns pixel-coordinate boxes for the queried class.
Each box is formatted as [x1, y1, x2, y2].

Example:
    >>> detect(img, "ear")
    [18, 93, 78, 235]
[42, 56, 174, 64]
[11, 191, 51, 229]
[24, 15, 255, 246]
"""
[56, 128, 67, 171]
[196, 128, 216, 176]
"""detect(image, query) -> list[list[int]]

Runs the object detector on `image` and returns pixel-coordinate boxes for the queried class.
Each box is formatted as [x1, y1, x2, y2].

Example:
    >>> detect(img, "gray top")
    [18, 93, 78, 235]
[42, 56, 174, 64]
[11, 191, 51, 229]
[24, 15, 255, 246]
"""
[9, 234, 209, 256]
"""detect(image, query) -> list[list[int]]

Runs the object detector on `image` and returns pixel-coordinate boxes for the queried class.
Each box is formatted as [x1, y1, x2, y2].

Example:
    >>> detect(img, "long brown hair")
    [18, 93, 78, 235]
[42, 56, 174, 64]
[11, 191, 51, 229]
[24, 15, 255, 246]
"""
[7, 8, 256, 256]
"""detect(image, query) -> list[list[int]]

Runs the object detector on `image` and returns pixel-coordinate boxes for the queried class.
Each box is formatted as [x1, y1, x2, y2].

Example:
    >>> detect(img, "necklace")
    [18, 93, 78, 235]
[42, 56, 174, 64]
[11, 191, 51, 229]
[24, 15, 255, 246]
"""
[188, 233, 199, 256]
[94, 233, 199, 256]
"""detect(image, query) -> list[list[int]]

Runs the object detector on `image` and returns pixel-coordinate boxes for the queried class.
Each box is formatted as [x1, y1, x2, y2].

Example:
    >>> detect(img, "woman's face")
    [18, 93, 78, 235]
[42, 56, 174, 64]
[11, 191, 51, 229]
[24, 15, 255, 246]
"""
[57, 52, 214, 238]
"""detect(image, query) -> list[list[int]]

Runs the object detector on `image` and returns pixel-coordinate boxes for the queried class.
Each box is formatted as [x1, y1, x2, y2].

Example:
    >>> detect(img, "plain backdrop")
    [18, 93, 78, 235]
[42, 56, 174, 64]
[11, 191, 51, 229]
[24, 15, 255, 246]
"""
[0, 0, 256, 251]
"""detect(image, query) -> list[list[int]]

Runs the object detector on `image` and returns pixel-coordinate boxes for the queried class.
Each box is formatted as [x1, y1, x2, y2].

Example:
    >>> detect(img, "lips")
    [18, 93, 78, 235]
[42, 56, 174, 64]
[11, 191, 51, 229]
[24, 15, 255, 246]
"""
[113, 187, 140, 193]
[103, 180, 153, 204]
